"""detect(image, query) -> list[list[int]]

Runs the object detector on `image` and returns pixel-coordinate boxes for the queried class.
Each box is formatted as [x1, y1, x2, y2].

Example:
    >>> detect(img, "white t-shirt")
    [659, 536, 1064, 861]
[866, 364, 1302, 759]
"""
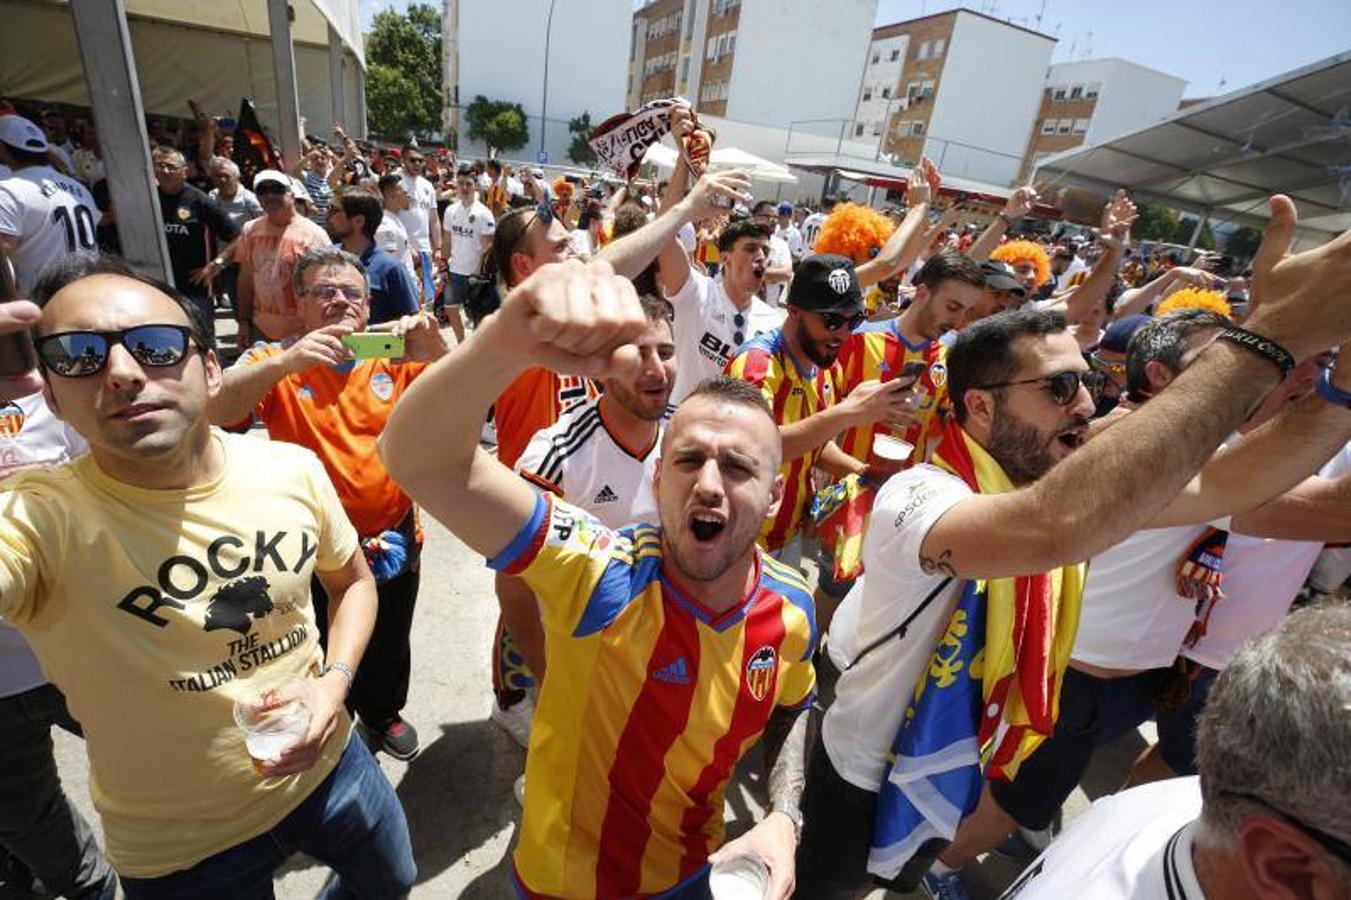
[375, 212, 416, 277]
[677, 221, 697, 254]
[822, 465, 973, 791]
[514, 397, 660, 530]
[999, 777, 1204, 900]
[0, 391, 88, 698]
[396, 172, 437, 253]
[1183, 442, 1351, 671]
[665, 267, 784, 407]
[763, 234, 792, 308]
[1070, 517, 1229, 671]
[801, 212, 827, 253]
[775, 223, 804, 259]
[0, 165, 100, 291]
[442, 198, 495, 276]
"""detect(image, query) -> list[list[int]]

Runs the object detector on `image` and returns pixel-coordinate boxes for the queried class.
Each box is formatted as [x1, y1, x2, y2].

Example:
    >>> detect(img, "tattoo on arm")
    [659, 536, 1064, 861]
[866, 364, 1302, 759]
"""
[763, 707, 810, 812]
[920, 548, 957, 578]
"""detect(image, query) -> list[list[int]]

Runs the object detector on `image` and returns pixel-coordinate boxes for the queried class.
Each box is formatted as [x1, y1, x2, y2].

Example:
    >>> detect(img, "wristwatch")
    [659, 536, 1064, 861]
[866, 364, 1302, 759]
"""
[771, 802, 804, 842]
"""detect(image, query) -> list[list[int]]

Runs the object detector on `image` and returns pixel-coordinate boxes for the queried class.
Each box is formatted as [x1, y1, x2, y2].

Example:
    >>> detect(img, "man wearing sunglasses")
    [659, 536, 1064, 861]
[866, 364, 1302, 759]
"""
[210, 247, 450, 763]
[0, 255, 415, 897]
[394, 146, 442, 310]
[726, 255, 918, 564]
[1002, 605, 1351, 900]
[324, 188, 419, 326]
[797, 195, 1351, 899]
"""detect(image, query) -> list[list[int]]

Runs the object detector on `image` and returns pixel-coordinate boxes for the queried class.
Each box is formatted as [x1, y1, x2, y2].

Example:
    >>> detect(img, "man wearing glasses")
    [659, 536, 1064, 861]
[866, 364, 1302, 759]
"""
[394, 146, 442, 310]
[796, 196, 1351, 898]
[324, 189, 419, 325]
[0, 254, 414, 897]
[234, 170, 330, 346]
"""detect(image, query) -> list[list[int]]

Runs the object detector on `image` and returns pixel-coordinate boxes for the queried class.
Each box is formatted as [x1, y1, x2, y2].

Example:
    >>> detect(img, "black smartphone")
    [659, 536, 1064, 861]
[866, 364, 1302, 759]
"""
[0, 247, 37, 378]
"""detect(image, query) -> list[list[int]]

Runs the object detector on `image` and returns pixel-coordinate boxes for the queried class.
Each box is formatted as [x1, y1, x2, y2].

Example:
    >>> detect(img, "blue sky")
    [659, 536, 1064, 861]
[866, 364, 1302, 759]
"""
[365, 0, 1349, 99]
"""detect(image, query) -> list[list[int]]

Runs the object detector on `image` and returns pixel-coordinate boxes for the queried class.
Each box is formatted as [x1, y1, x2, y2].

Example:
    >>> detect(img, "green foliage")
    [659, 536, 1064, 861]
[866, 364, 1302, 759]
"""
[1135, 203, 1215, 250]
[365, 4, 442, 140]
[465, 96, 529, 156]
[567, 112, 597, 166]
[1224, 225, 1263, 263]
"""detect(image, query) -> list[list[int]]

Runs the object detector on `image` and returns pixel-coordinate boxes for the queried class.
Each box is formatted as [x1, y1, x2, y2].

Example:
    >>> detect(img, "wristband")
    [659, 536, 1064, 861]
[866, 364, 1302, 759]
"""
[1216, 326, 1294, 379]
[1316, 367, 1351, 408]
[320, 660, 355, 692]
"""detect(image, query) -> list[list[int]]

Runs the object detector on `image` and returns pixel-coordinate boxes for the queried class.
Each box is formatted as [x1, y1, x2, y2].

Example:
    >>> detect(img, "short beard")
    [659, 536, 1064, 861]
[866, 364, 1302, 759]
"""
[793, 317, 836, 368]
[985, 401, 1058, 485]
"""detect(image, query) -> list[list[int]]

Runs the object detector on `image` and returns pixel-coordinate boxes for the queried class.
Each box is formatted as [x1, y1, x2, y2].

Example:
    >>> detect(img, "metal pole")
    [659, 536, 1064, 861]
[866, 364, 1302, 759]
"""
[68, 0, 172, 283]
[266, 0, 303, 170]
[355, 65, 368, 138]
[538, 0, 559, 162]
[1186, 208, 1209, 252]
[444, 0, 459, 148]
[327, 25, 346, 132]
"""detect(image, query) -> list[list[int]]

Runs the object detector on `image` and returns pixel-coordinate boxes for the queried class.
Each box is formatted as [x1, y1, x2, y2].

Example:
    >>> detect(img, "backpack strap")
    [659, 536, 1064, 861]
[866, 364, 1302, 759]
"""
[843, 577, 954, 673]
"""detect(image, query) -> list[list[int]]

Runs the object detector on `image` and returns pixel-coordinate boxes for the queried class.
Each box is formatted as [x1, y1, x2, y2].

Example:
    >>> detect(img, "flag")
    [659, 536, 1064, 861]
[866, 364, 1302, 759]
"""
[811, 474, 875, 584]
[588, 99, 680, 180]
[232, 98, 281, 188]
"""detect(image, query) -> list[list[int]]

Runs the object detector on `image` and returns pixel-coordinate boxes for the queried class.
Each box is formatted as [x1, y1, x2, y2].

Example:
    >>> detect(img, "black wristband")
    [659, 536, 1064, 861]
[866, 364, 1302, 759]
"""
[1217, 326, 1295, 379]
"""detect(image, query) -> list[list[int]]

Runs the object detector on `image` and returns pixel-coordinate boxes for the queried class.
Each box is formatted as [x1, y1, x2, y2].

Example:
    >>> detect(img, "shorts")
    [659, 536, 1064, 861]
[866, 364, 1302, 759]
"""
[447, 272, 471, 307]
[1154, 663, 1218, 775]
[415, 250, 435, 306]
[989, 666, 1158, 830]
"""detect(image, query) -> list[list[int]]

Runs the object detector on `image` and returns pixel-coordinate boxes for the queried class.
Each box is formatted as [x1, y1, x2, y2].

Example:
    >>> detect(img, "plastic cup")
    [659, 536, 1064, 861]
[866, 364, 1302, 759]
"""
[709, 854, 769, 900]
[871, 433, 914, 465]
[232, 684, 310, 774]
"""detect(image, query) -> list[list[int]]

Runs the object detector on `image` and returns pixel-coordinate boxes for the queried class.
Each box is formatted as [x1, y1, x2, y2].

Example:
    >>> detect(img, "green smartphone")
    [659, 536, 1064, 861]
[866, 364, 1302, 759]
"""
[341, 332, 406, 359]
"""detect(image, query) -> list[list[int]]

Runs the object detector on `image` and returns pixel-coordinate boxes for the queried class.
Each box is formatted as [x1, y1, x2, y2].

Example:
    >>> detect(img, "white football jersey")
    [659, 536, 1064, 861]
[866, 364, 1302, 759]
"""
[0, 165, 100, 291]
[515, 397, 660, 530]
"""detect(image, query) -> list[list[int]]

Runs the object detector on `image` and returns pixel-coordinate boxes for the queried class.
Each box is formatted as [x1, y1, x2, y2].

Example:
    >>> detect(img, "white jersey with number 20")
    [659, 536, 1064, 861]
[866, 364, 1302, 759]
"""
[0, 165, 100, 292]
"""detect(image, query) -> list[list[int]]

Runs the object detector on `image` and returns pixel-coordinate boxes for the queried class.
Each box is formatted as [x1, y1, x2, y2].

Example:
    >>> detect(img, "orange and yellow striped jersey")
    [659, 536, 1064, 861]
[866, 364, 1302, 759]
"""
[724, 329, 839, 552]
[835, 319, 933, 464]
[494, 367, 601, 470]
[492, 492, 817, 899]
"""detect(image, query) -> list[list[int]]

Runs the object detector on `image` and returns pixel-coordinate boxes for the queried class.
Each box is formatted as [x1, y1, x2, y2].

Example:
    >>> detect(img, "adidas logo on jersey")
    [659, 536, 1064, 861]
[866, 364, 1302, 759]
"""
[652, 656, 691, 685]
[593, 485, 620, 505]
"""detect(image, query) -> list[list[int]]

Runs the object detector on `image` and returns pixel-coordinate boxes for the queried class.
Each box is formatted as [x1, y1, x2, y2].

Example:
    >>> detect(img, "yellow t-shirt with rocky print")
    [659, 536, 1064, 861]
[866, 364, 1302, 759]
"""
[0, 429, 359, 877]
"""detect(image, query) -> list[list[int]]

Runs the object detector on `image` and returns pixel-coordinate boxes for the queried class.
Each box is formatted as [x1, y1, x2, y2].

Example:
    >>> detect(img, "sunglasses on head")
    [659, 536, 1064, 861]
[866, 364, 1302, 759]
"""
[978, 369, 1106, 405]
[816, 310, 866, 332]
[35, 325, 197, 378]
[1090, 354, 1127, 378]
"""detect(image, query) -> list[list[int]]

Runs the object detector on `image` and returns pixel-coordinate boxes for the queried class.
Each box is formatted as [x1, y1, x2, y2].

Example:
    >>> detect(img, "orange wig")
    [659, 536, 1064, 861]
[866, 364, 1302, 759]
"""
[813, 203, 895, 262]
[991, 240, 1051, 289]
[1155, 287, 1232, 319]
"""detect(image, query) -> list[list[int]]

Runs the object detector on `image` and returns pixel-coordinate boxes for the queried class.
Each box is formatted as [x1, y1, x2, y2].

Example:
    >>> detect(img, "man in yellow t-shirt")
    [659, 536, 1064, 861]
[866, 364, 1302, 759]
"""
[0, 256, 415, 897]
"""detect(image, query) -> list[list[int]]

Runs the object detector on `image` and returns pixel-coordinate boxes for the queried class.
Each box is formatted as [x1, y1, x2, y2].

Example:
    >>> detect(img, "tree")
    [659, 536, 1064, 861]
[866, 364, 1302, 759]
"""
[567, 112, 597, 166]
[1224, 225, 1263, 264]
[1134, 203, 1215, 250]
[465, 96, 529, 157]
[365, 4, 442, 140]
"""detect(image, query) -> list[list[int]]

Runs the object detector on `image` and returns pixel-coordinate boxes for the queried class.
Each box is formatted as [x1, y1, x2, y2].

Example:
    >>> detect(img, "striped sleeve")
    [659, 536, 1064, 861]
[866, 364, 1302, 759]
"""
[725, 348, 781, 408]
[514, 429, 564, 496]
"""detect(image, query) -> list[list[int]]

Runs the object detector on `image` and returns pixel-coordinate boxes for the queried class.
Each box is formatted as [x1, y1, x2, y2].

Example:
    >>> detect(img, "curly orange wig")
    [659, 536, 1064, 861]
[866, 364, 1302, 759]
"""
[551, 177, 574, 200]
[1155, 287, 1232, 319]
[991, 240, 1051, 289]
[812, 203, 895, 262]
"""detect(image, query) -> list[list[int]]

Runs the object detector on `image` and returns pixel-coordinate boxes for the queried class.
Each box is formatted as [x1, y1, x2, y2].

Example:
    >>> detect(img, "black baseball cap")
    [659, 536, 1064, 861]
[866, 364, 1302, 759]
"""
[980, 260, 1027, 297]
[788, 254, 863, 313]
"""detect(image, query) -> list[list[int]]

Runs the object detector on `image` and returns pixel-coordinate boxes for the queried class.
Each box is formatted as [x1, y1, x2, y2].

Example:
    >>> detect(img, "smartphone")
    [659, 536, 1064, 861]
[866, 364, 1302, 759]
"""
[0, 247, 37, 378]
[886, 360, 927, 388]
[341, 333, 406, 359]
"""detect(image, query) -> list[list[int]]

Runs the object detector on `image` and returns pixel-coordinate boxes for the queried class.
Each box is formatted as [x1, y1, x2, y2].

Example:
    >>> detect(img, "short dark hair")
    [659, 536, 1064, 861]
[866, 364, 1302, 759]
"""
[401, 143, 421, 157]
[29, 253, 217, 353]
[1125, 309, 1230, 401]
[335, 188, 383, 240]
[752, 200, 776, 217]
[686, 375, 773, 420]
[914, 250, 985, 292]
[947, 308, 1067, 423]
[377, 173, 402, 194]
[614, 203, 658, 296]
[717, 218, 772, 254]
[7, 146, 49, 167]
[486, 159, 502, 175]
[639, 293, 674, 328]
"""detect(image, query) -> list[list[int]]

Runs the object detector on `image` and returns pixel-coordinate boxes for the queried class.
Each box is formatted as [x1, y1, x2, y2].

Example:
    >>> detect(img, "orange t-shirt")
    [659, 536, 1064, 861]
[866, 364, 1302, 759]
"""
[494, 367, 599, 470]
[237, 344, 425, 537]
[235, 215, 332, 340]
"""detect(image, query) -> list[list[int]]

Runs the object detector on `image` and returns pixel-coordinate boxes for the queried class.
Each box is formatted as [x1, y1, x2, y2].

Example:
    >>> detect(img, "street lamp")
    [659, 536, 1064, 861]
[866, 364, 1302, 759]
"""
[538, 0, 559, 164]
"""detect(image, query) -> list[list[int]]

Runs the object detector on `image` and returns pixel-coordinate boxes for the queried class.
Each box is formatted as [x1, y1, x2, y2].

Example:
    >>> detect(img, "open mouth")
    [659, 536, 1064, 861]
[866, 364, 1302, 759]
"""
[688, 511, 726, 542]
[751, 265, 766, 280]
[1057, 427, 1087, 451]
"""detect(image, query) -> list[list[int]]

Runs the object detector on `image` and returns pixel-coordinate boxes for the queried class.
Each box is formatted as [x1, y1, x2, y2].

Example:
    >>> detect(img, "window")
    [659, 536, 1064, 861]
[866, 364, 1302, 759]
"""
[906, 81, 923, 104]
[932, 38, 945, 56]
[1041, 119, 1056, 135]
[1052, 86, 1067, 100]
[917, 40, 932, 60]
[872, 52, 880, 64]
[922, 80, 935, 99]
[873, 121, 883, 136]
[707, 36, 717, 60]
[881, 86, 891, 99]
[855, 123, 865, 136]
[727, 32, 736, 53]
[1057, 120, 1072, 134]
[910, 121, 926, 137]
[1085, 83, 1100, 99]
[889, 48, 901, 61]
[862, 88, 872, 101]
[1072, 118, 1089, 134]
[1069, 85, 1083, 100]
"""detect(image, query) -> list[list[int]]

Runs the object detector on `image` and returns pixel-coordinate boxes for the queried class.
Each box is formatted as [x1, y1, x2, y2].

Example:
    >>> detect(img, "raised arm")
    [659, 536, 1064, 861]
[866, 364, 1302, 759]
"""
[967, 185, 1038, 262]
[1114, 266, 1220, 320]
[856, 160, 940, 288]
[208, 325, 352, 426]
[1054, 191, 1136, 323]
[379, 260, 647, 557]
[1231, 472, 1351, 541]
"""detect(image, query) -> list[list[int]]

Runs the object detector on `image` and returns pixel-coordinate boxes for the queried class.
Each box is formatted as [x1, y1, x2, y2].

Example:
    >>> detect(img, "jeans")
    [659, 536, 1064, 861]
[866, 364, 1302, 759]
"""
[119, 736, 415, 899]
[0, 684, 117, 899]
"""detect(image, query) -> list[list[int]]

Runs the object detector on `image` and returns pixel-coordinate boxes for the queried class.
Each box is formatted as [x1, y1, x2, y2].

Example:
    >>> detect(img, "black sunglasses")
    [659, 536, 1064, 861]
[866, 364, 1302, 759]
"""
[35, 325, 197, 378]
[977, 369, 1105, 405]
[816, 310, 867, 333]
[1225, 791, 1351, 864]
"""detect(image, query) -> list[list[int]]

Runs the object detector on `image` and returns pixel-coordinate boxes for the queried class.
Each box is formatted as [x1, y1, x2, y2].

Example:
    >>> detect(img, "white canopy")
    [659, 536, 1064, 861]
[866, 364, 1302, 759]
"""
[710, 147, 798, 183]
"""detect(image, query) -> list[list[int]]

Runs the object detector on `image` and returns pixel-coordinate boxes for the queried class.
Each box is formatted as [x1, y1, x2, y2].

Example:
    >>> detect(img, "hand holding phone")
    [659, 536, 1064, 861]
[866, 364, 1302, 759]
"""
[341, 332, 406, 359]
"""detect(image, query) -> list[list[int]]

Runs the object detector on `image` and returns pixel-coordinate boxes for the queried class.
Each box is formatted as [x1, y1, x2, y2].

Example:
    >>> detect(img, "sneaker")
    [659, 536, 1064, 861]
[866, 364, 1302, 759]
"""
[921, 868, 973, 900]
[513, 773, 526, 808]
[373, 717, 421, 761]
[491, 693, 535, 749]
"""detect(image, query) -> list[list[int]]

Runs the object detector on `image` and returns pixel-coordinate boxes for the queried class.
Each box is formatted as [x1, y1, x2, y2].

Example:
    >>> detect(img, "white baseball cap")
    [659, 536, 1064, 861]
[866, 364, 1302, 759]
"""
[253, 169, 292, 191]
[0, 115, 49, 153]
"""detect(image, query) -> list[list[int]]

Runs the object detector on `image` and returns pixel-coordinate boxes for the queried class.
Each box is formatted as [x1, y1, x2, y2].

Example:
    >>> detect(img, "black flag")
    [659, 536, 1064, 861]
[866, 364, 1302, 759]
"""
[231, 98, 281, 188]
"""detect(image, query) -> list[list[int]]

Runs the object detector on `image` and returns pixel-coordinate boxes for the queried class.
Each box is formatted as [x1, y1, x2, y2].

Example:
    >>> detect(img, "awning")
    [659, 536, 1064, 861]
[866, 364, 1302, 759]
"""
[1034, 51, 1351, 249]
[786, 153, 1060, 213]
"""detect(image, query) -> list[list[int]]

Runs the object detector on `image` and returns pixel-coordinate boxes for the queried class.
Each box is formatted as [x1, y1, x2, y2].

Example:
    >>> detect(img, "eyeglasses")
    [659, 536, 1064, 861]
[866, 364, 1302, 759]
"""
[977, 370, 1106, 405]
[35, 325, 197, 378]
[816, 310, 867, 333]
[488, 204, 555, 281]
[306, 284, 365, 301]
[1224, 791, 1351, 864]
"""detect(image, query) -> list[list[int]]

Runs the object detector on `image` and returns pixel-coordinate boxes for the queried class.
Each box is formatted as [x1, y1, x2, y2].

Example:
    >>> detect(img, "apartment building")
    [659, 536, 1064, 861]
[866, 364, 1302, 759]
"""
[1022, 58, 1186, 176]
[628, 0, 876, 127]
[852, 9, 1054, 185]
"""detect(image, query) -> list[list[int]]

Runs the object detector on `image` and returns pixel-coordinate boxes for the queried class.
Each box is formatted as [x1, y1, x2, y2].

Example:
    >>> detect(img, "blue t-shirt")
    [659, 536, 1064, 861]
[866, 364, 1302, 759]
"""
[357, 243, 420, 324]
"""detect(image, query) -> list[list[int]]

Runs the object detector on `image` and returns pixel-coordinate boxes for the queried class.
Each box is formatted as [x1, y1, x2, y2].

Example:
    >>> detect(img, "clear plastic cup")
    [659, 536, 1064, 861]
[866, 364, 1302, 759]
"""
[871, 433, 914, 465]
[232, 684, 310, 774]
[709, 854, 769, 900]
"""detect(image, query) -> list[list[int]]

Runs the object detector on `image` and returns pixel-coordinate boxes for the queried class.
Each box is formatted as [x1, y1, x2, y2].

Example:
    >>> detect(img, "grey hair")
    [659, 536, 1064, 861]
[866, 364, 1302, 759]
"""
[208, 156, 240, 178]
[1124, 309, 1231, 401]
[291, 247, 369, 298]
[1195, 604, 1351, 853]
